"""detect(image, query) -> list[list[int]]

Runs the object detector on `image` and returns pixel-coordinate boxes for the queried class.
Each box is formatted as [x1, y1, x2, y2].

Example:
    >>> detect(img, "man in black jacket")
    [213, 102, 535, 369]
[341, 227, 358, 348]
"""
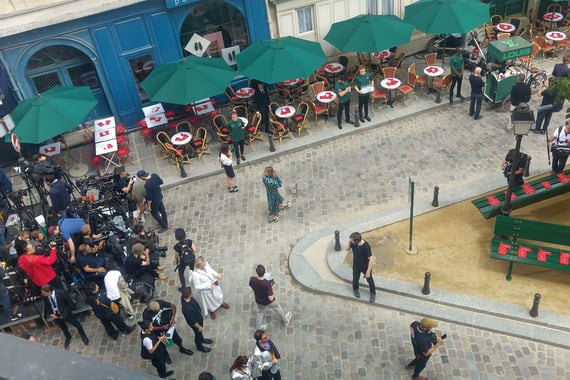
[253, 81, 271, 134]
[41, 284, 89, 349]
[142, 299, 194, 356]
[85, 282, 134, 339]
[181, 287, 212, 353]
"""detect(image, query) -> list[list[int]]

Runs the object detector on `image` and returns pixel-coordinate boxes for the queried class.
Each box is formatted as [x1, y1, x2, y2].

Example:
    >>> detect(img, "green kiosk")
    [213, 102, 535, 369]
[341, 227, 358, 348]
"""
[484, 36, 532, 104]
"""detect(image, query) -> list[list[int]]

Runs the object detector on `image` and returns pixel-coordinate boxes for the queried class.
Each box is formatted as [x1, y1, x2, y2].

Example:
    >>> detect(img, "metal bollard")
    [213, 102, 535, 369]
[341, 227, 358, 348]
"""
[422, 272, 431, 295]
[432, 186, 439, 207]
[268, 134, 276, 152]
[354, 109, 360, 127]
[435, 88, 442, 103]
[529, 293, 541, 318]
[334, 230, 341, 251]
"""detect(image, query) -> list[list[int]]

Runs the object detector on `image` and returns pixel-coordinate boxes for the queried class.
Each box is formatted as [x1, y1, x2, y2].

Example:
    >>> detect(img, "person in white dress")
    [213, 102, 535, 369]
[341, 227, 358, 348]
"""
[191, 256, 229, 320]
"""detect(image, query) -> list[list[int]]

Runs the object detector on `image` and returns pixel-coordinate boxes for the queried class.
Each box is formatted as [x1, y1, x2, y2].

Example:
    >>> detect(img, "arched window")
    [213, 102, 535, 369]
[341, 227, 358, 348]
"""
[180, 1, 250, 57]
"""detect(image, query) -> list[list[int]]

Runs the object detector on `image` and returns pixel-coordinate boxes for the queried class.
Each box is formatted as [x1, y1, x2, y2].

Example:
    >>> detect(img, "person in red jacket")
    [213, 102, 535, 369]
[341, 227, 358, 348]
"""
[17, 241, 64, 289]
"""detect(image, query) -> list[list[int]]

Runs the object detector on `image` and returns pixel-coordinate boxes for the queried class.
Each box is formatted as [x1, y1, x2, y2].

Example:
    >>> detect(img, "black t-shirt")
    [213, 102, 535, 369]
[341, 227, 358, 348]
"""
[14, 237, 28, 257]
[173, 239, 195, 267]
[249, 277, 273, 306]
[142, 299, 172, 327]
[351, 241, 372, 272]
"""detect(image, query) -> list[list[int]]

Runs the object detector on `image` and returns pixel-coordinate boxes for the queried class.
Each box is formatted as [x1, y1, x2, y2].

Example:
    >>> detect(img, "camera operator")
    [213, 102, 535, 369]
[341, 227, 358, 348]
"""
[29, 229, 46, 250]
[124, 243, 167, 290]
[47, 175, 73, 219]
[129, 224, 165, 272]
[76, 243, 108, 287]
[502, 148, 528, 186]
[30, 153, 56, 186]
[17, 240, 64, 289]
[13, 230, 30, 258]
[58, 215, 86, 264]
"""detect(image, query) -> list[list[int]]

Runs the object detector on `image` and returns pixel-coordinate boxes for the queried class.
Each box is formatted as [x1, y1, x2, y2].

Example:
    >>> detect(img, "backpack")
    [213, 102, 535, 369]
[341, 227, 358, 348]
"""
[180, 239, 196, 268]
[132, 281, 154, 304]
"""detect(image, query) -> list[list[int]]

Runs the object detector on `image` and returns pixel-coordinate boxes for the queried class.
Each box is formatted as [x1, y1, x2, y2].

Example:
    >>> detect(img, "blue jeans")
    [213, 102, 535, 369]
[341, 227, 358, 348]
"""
[535, 109, 553, 132]
[151, 200, 168, 229]
[469, 94, 483, 118]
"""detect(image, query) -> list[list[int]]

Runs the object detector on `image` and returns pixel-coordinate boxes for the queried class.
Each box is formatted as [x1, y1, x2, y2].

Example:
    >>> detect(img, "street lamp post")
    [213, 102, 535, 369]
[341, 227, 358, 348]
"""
[501, 110, 534, 216]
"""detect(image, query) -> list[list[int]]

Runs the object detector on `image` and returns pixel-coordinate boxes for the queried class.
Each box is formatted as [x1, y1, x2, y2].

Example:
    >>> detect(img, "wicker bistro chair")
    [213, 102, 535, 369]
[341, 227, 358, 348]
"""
[212, 114, 231, 143]
[269, 116, 291, 144]
[490, 15, 503, 26]
[156, 131, 191, 168]
[306, 98, 329, 124]
[291, 102, 310, 136]
[232, 105, 249, 119]
[246, 112, 265, 144]
[408, 62, 426, 90]
[176, 121, 192, 133]
[224, 86, 248, 109]
[371, 87, 388, 107]
[190, 127, 211, 159]
[424, 52, 438, 67]
[433, 74, 452, 92]
[382, 67, 397, 80]
[396, 71, 418, 104]
[532, 36, 556, 63]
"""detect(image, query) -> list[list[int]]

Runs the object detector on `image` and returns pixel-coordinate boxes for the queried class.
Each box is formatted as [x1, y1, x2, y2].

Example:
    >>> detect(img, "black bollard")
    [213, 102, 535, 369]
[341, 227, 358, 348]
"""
[268, 134, 276, 152]
[354, 109, 360, 127]
[435, 87, 442, 104]
[432, 186, 439, 207]
[422, 272, 431, 295]
[334, 230, 341, 251]
[529, 293, 541, 318]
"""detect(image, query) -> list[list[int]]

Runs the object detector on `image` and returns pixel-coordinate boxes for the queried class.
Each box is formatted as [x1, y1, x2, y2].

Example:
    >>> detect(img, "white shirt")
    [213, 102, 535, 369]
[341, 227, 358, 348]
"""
[103, 270, 121, 300]
[220, 152, 233, 166]
[553, 126, 570, 146]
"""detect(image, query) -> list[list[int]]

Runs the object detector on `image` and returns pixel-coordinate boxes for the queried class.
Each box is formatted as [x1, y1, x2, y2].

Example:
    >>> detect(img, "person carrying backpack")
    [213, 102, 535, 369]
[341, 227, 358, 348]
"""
[173, 228, 196, 291]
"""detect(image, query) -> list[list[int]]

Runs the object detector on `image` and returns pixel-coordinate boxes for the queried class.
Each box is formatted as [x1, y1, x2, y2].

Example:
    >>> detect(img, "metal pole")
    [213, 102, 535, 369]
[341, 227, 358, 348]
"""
[432, 186, 439, 207]
[334, 230, 341, 251]
[529, 293, 541, 318]
[408, 179, 415, 252]
[422, 272, 431, 295]
[502, 134, 523, 216]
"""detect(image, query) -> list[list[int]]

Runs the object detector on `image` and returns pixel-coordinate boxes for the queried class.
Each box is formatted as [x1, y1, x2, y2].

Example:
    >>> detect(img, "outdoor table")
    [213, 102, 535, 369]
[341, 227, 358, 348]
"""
[546, 31, 567, 55]
[239, 116, 249, 127]
[544, 12, 564, 30]
[275, 105, 296, 128]
[281, 79, 302, 87]
[39, 142, 61, 157]
[316, 91, 337, 104]
[372, 50, 392, 61]
[380, 78, 401, 107]
[235, 87, 255, 108]
[94, 126, 116, 143]
[95, 139, 119, 174]
[495, 23, 516, 34]
[324, 63, 344, 82]
[424, 65, 444, 98]
[171, 132, 192, 146]
[144, 113, 167, 128]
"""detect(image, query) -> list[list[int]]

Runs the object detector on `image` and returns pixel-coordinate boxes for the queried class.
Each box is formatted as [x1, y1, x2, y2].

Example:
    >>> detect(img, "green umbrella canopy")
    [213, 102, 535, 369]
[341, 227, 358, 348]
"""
[324, 14, 415, 53]
[236, 36, 327, 84]
[10, 86, 97, 144]
[141, 55, 237, 105]
[404, 0, 490, 34]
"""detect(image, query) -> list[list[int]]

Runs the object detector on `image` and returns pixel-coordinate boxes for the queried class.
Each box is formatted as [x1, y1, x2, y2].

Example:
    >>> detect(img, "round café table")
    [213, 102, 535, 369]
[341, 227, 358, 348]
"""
[495, 23, 515, 34]
[424, 65, 444, 100]
[275, 105, 296, 128]
[544, 12, 564, 30]
[238, 116, 249, 128]
[235, 87, 254, 108]
[316, 91, 337, 104]
[324, 63, 344, 82]
[372, 50, 392, 61]
[171, 132, 192, 145]
[380, 77, 401, 107]
[282, 79, 302, 86]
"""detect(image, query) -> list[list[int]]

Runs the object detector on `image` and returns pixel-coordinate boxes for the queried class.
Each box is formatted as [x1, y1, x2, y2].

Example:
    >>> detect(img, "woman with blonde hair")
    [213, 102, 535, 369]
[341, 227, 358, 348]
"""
[191, 256, 229, 320]
[219, 143, 238, 193]
[262, 166, 290, 223]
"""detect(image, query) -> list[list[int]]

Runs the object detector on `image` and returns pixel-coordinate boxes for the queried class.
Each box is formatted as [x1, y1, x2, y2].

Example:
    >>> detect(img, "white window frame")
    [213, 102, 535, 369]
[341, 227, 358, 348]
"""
[297, 6, 313, 34]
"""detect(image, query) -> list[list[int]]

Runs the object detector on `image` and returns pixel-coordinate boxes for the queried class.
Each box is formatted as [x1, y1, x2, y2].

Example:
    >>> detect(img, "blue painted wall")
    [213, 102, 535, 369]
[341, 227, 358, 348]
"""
[0, 0, 270, 128]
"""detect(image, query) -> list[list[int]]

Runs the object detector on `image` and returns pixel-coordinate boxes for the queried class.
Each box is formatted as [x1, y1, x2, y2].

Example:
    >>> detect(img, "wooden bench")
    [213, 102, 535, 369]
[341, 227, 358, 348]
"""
[472, 171, 570, 219]
[490, 215, 570, 280]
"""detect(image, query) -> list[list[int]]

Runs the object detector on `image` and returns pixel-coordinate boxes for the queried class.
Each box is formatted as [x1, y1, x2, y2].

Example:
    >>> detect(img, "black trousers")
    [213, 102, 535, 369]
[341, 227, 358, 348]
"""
[358, 94, 370, 119]
[100, 313, 131, 338]
[191, 326, 206, 350]
[261, 370, 281, 380]
[409, 353, 430, 378]
[54, 314, 87, 340]
[352, 267, 376, 295]
[552, 149, 569, 173]
[337, 101, 350, 125]
[150, 200, 168, 229]
[450, 76, 462, 98]
[177, 262, 191, 288]
[232, 140, 245, 158]
[151, 345, 170, 378]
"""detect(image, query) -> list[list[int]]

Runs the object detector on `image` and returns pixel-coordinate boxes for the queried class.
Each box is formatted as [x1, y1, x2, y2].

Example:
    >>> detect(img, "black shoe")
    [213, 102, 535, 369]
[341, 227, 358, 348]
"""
[237, 159, 240, 165]
[203, 338, 214, 344]
[64, 337, 71, 349]
[179, 347, 194, 355]
[160, 370, 174, 378]
[468, 113, 474, 117]
[81, 335, 89, 345]
[365, 116, 371, 122]
[370, 293, 376, 303]
[241, 156, 246, 161]
[533, 129, 540, 134]
[338, 124, 342, 129]
[449, 98, 453, 104]
[9, 313, 22, 322]
[198, 347, 212, 353]
[457, 95, 465, 100]
[353, 289, 361, 298]
[166, 356, 172, 365]
[474, 115, 483, 120]
[359, 118, 365, 123]
[345, 120, 354, 125]
[125, 326, 136, 335]
[111, 333, 119, 340]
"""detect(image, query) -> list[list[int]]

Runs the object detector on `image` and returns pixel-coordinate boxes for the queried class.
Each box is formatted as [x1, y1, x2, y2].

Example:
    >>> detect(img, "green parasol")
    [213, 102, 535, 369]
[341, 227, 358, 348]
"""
[236, 36, 327, 84]
[324, 14, 415, 53]
[141, 55, 237, 105]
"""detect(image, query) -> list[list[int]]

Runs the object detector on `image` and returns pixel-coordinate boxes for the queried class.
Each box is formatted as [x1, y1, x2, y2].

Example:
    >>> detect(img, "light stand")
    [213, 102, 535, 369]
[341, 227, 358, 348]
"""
[501, 110, 533, 216]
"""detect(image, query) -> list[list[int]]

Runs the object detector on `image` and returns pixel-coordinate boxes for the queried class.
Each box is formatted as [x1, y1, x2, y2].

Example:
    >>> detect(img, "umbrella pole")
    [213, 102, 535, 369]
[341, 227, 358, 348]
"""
[441, 35, 447, 67]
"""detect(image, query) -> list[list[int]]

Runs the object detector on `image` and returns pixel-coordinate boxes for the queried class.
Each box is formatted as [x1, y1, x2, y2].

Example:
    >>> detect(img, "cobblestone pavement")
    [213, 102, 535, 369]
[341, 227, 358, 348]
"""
[24, 58, 570, 379]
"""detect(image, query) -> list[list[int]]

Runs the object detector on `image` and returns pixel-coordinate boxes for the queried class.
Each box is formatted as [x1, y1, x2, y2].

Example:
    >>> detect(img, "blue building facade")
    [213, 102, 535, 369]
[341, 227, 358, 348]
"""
[0, 0, 269, 130]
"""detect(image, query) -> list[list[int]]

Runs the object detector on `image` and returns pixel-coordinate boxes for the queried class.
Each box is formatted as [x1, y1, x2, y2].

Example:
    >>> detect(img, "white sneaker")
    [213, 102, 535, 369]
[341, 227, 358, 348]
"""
[283, 312, 292, 326]
[260, 324, 268, 331]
